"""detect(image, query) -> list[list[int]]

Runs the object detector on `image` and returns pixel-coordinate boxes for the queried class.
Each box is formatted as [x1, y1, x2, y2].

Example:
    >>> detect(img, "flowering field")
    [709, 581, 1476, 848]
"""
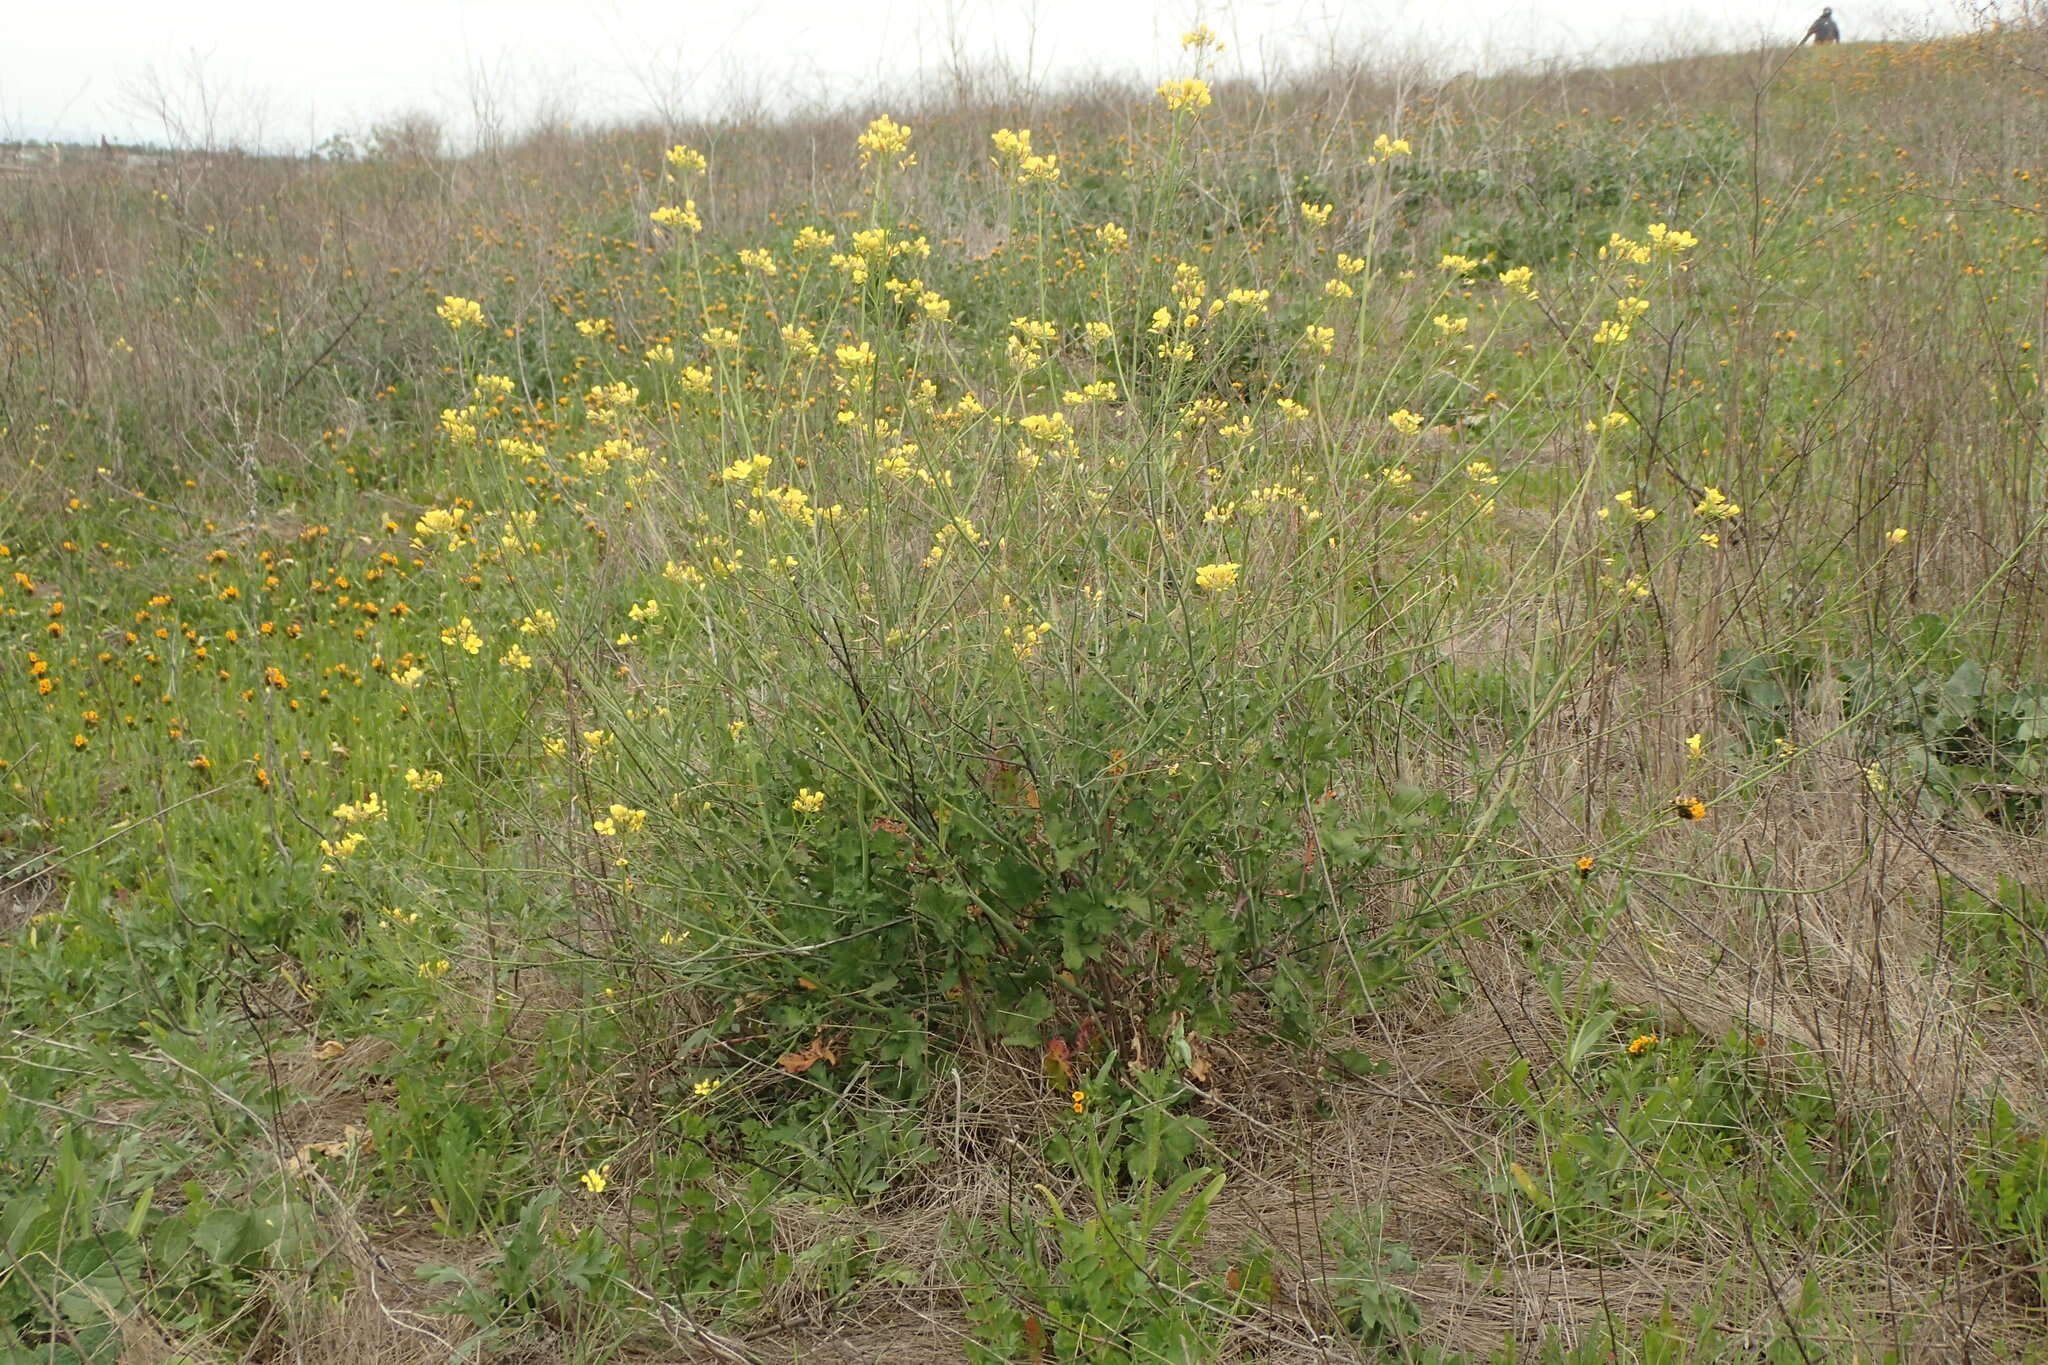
[6, 27, 2048, 1363]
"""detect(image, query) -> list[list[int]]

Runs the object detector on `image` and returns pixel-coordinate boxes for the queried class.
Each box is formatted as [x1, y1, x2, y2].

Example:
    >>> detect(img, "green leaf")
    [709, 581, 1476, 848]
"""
[993, 990, 1053, 1047]
[194, 1209, 256, 1266]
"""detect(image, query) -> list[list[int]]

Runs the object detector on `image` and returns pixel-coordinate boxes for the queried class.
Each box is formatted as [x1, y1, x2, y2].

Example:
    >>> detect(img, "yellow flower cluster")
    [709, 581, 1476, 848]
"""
[990, 128, 1059, 184]
[439, 617, 482, 654]
[1367, 132, 1412, 164]
[1693, 487, 1742, 520]
[651, 203, 703, 234]
[857, 114, 914, 169]
[435, 295, 485, 330]
[1156, 78, 1214, 114]
[592, 803, 648, 837]
[332, 792, 386, 824]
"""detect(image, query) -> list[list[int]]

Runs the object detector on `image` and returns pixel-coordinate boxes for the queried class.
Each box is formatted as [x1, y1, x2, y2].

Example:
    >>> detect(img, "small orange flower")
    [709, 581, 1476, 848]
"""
[1070, 1089, 1086, 1114]
[1628, 1033, 1658, 1056]
[1575, 856, 1595, 878]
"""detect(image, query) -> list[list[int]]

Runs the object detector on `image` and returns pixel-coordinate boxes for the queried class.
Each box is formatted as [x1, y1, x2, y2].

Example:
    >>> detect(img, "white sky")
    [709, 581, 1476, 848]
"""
[1, 0, 1962, 149]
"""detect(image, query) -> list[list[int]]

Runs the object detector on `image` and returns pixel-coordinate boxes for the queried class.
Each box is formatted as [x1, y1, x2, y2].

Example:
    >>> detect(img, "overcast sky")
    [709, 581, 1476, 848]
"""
[2, 0, 1965, 149]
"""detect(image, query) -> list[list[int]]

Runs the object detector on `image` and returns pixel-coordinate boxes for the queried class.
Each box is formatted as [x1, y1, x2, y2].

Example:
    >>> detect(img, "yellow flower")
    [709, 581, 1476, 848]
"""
[435, 296, 484, 330]
[1886, 527, 1909, 546]
[650, 202, 703, 234]
[439, 617, 483, 655]
[413, 506, 467, 545]
[1499, 265, 1536, 295]
[664, 144, 708, 176]
[439, 407, 478, 444]
[320, 832, 367, 861]
[791, 226, 835, 255]
[1155, 78, 1213, 114]
[1386, 408, 1424, 436]
[856, 114, 913, 169]
[332, 792, 387, 824]
[990, 127, 1032, 163]
[1014, 153, 1060, 185]
[1369, 132, 1412, 161]
[1095, 222, 1129, 252]
[1019, 412, 1073, 442]
[1194, 562, 1240, 593]
[1685, 733, 1704, 758]
[1693, 487, 1742, 520]
[1006, 620, 1055, 660]
[1181, 23, 1218, 48]
[1299, 201, 1334, 228]
[693, 1077, 723, 1098]
[1303, 325, 1336, 355]
[405, 767, 445, 793]
[579, 1164, 611, 1194]
[1602, 233, 1654, 266]
[1438, 252, 1479, 275]
[1432, 313, 1469, 336]
[791, 787, 826, 815]
[1646, 222, 1698, 253]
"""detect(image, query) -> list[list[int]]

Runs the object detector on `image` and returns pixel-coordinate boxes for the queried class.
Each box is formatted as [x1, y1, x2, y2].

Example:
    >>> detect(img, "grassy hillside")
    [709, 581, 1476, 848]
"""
[6, 26, 2048, 1363]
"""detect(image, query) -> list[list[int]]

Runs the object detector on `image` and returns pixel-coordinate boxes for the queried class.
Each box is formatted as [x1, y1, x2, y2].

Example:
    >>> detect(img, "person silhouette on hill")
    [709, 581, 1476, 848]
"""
[1806, 7, 1841, 43]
